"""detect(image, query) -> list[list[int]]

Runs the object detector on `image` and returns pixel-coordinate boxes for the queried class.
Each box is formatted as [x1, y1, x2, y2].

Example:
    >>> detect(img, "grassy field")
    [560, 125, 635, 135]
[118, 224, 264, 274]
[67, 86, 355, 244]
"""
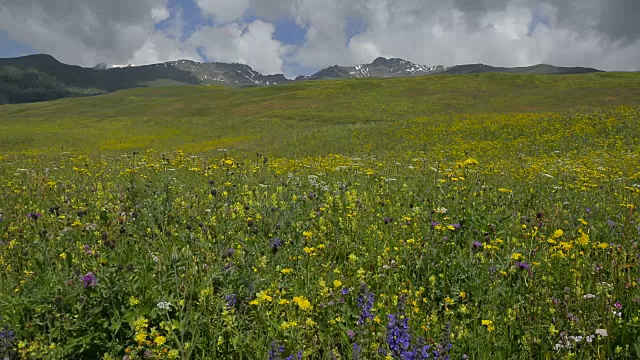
[1, 73, 640, 359]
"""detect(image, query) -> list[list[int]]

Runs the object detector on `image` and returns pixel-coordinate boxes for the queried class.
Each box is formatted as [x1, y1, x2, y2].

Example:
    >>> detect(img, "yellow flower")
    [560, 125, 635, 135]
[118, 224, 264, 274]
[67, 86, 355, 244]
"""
[129, 296, 140, 306]
[257, 290, 273, 302]
[482, 320, 495, 332]
[279, 299, 290, 305]
[305, 318, 317, 327]
[553, 229, 564, 238]
[511, 253, 523, 261]
[303, 231, 313, 238]
[597, 242, 609, 249]
[154, 336, 166, 346]
[459, 291, 466, 300]
[444, 297, 454, 306]
[135, 332, 147, 343]
[281, 268, 293, 274]
[293, 296, 312, 311]
[134, 317, 148, 331]
[280, 321, 298, 330]
[577, 230, 590, 245]
[333, 280, 343, 288]
[59, 252, 67, 260]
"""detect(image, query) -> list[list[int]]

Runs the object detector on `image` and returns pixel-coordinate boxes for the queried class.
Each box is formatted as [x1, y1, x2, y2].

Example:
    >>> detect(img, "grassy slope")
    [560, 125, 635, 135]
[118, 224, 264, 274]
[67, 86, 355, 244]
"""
[0, 72, 639, 155]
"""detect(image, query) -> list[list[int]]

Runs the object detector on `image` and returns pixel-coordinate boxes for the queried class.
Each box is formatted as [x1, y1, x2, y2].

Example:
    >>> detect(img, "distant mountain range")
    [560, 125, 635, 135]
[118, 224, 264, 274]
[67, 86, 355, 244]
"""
[0, 54, 604, 104]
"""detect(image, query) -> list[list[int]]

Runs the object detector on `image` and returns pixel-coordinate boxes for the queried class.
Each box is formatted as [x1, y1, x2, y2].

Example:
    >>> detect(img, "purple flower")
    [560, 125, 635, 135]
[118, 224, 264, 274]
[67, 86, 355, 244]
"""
[473, 241, 483, 249]
[347, 329, 356, 339]
[615, 301, 622, 310]
[430, 221, 440, 228]
[357, 285, 375, 325]
[341, 288, 350, 295]
[515, 261, 531, 270]
[384, 217, 393, 224]
[0, 323, 15, 350]
[80, 272, 97, 288]
[352, 342, 362, 359]
[450, 223, 461, 230]
[269, 341, 286, 360]
[271, 238, 282, 253]
[225, 294, 237, 310]
[27, 212, 42, 220]
[387, 314, 411, 357]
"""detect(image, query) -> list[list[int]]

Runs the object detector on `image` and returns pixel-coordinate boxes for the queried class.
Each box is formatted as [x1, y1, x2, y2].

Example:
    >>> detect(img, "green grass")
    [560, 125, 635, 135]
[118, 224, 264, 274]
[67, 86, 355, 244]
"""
[0, 72, 640, 359]
[1, 72, 639, 156]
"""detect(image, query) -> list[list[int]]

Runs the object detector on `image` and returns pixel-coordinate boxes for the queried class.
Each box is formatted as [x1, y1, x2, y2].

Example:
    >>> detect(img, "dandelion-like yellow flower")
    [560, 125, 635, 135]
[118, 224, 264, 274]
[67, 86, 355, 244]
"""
[293, 296, 312, 311]
[333, 280, 343, 288]
[135, 332, 147, 343]
[577, 230, 590, 245]
[281, 268, 293, 274]
[511, 253, 523, 260]
[553, 229, 564, 238]
[154, 336, 166, 346]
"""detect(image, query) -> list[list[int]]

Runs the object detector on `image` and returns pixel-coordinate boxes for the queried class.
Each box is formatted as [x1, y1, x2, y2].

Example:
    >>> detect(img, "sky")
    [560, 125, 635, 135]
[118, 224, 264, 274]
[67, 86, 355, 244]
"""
[0, 0, 638, 78]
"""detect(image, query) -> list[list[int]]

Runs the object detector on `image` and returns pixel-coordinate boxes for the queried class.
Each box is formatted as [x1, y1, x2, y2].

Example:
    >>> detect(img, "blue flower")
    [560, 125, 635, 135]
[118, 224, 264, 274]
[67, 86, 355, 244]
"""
[225, 294, 237, 310]
[387, 314, 411, 357]
[357, 285, 375, 325]
[271, 237, 283, 253]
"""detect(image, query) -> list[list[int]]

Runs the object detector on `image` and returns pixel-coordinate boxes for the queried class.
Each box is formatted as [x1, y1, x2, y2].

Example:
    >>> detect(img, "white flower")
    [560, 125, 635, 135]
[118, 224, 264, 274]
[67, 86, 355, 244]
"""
[583, 294, 596, 299]
[595, 329, 608, 337]
[586, 335, 595, 343]
[157, 301, 172, 310]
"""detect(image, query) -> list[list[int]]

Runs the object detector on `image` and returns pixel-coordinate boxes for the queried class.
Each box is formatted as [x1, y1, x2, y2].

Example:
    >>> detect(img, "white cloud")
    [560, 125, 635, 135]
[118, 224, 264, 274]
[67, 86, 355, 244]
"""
[195, 0, 251, 23]
[151, 7, 171, 23]
[189, 20, 285, 74]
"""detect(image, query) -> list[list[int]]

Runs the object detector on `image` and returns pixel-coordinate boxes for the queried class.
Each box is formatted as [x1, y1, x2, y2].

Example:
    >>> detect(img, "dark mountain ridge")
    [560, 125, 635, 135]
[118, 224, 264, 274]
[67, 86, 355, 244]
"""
[0, 54, 604, 104]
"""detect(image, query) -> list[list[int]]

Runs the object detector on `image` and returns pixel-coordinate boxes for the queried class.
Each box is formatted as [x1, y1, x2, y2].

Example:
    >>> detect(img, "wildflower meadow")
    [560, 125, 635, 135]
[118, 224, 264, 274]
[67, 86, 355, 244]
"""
[1, 74, 640, 359]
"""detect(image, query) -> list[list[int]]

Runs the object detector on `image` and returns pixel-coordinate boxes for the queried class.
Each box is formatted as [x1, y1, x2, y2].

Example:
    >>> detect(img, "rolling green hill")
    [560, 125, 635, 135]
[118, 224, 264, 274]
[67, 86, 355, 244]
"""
[1, 71, 639, 155]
